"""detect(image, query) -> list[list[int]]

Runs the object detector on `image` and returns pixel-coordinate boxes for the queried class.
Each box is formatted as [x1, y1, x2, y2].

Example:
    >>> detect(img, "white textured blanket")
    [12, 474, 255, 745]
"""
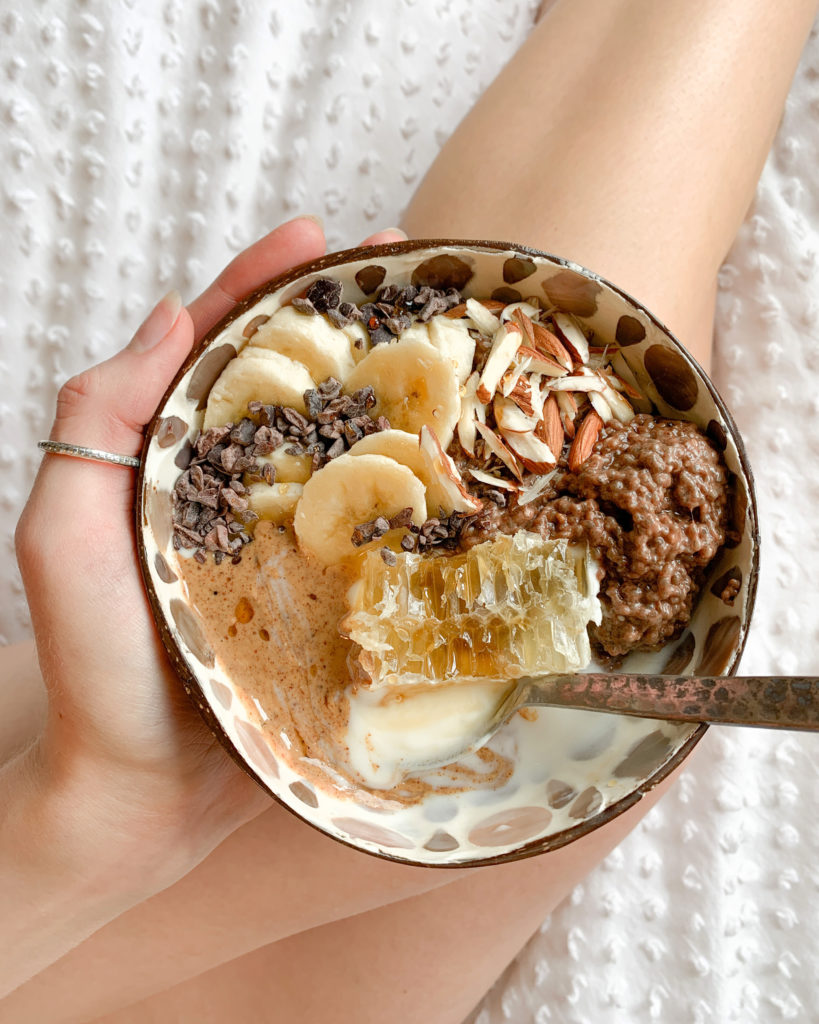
[1, 3, 817, 1021]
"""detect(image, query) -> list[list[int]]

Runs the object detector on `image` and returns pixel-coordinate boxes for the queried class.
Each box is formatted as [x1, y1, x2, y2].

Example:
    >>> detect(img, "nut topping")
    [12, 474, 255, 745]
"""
[567, 409, 604, 471]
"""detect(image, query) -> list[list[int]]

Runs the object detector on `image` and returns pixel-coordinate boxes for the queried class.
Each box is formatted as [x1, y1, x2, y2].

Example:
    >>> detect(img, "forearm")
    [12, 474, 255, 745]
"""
[0, 744, 148, 999]
[0, 797, 470, 1024]
[0, 641, 223, 1000]
[405, 0, 819, 364]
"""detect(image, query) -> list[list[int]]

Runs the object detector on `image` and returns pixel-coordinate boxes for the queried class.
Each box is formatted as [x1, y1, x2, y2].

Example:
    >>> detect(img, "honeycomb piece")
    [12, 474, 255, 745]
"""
[341, 532, 601, 688]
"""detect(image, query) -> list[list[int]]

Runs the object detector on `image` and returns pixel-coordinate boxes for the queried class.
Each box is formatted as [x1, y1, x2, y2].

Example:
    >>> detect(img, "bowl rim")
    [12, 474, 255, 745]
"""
[135, 237, 760, 868]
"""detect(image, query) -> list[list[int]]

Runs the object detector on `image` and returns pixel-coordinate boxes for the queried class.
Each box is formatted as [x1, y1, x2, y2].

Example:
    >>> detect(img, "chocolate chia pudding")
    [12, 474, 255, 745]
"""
[168, 276, 730, 796]
[457, 415, 730, 661]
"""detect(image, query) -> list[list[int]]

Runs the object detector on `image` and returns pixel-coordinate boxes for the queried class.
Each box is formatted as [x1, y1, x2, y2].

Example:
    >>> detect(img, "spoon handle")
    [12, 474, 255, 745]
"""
[517, 674, 819, 730]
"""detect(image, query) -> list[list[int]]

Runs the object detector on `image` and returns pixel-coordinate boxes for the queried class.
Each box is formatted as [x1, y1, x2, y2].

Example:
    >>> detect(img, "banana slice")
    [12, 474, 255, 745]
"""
[427, 315, 476, 385]
[247, 481, 304, 523]
[347, 429, 427, 477]
[246, 447, 313, 485]
[294, 453, 427, 565]
[347, 428, 479, 516]
[394, 323, 431, 346]
[252, 305, 357, 384]
[380, 319, 474, 385]
[343, 337, 461, 449]
[203, 351, 316, 428]
[345, 321, 371, 363]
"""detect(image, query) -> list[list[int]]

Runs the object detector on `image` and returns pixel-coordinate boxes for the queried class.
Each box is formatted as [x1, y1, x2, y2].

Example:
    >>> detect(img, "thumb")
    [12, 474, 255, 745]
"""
[51, 290, 194, 458]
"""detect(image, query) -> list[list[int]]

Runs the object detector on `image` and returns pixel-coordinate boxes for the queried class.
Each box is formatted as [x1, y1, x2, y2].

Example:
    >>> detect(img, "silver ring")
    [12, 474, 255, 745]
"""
[38, 440, 141, 469]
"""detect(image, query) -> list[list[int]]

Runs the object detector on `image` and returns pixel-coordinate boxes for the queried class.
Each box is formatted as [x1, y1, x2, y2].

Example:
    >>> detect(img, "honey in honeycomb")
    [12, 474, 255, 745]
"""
[341, 532, 602, 688]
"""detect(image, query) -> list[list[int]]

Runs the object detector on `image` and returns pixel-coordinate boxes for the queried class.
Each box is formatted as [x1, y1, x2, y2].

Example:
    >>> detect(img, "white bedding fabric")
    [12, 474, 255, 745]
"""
[1, 3, 817, 1021]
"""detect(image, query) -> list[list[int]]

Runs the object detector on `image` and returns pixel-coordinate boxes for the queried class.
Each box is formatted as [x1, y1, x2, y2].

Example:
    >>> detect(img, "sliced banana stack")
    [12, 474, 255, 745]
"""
[424, 316, 476, 386]
[346, 429, 428, 483]
[345, 321, 371, 364]
[203, 349, 316, 428]
[371, 318, 474, 387]
[344, 336, 461, 449]
[251, 305, 358, 383]
[294, 453, 427, 566]
[246, 447, 313, 485]
[347, 428, 481, 517]
[247, 481, 304, 523]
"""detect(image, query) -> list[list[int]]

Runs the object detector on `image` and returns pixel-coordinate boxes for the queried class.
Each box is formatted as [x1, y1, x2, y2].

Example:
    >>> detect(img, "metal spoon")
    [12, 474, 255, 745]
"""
[461, 672, 819, 758]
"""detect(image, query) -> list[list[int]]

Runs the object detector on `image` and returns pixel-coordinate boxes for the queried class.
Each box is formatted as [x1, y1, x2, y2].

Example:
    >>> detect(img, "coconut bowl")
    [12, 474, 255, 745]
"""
[136, 240, 759, 867]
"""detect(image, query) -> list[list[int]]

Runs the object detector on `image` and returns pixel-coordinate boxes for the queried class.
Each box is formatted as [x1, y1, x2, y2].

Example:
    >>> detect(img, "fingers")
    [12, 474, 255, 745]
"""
[188, 217, 327, 340]
[29, 220, 407, 529]
[45, 216, 327, 460]
[358, 228, 409, 246]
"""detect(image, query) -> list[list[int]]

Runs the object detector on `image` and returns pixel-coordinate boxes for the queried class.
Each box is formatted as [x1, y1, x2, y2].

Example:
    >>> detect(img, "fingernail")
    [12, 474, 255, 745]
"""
[128, 290, 183, 353]
[383, 227, 408, 240]
[301, 214, 324, 230]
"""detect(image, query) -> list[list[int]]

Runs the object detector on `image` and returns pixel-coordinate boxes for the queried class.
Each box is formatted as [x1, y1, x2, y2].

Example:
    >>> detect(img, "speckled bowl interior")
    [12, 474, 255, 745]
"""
[136, 240, 759, 867]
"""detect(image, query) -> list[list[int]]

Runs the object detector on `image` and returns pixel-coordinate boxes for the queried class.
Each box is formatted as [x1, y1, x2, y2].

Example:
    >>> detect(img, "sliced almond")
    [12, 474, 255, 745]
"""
[602, 367, 644, 402]
[444, 298, 505, 320]
[456, 370, 487, 458]
[500, 354, 532, 397]
[502, 302, 541, 327]
[537, 394, 564, 459]
[585, 349, 610, 373]
[511, 308, 536, 347]
[468, 467, 520, 492]
[567, 409, 604, 472]
[476, 322, 522, 403]
[528, 373, 546, 420]
[507, 375, 536, 417]
[551, 312, 590, 365]
[548, 373, 607, 393]
[419, 426, 483, 514]
[531, 322, 573, 370]
[475, 421, 522, 480]
[555, 390, 578, 438]
[499, 426, 556, 474]
[494, 395, 539, 434]
[609, 352, 653, 413]
[466, 297, 503, 336]
[588, 390, 613, 423]
[598, 379, 635, 423]
[516, 345, 567, 378]
[517, 469, 558, 506]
